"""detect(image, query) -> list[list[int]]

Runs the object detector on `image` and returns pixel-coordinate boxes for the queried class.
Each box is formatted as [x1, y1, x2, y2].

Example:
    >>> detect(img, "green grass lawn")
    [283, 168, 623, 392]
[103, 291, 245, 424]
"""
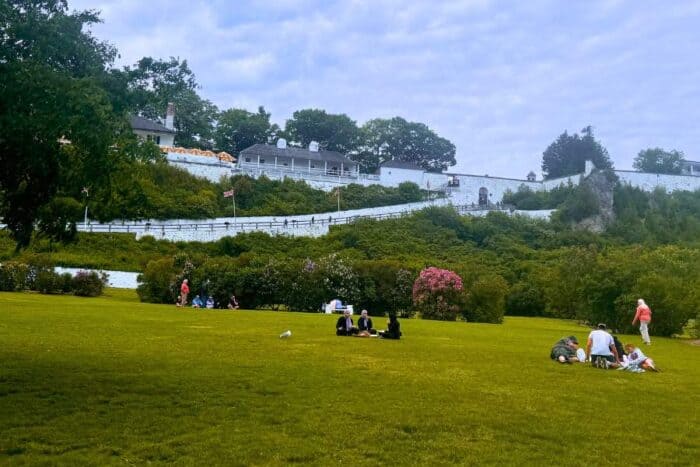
[1, 290, 698, 466]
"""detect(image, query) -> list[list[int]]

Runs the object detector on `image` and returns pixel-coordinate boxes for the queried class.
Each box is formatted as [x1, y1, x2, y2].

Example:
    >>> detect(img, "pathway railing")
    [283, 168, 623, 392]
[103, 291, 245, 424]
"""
[68, 203, 513, 235]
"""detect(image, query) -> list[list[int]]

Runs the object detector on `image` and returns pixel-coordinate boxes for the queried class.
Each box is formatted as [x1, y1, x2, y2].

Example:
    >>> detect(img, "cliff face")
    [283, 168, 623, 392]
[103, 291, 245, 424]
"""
[574, 170, 616, 233]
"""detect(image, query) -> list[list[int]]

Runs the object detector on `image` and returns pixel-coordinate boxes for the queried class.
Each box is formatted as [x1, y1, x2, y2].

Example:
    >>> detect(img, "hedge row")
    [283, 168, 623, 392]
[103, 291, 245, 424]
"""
[137, 254, 508, 323]
[0, 261, 106, 297]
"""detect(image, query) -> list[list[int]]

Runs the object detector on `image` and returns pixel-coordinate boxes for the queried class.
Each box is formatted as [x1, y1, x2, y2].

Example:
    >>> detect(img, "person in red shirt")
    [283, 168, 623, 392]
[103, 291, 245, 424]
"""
[632, 298, 652, 345]
[179, 279, 190, 307]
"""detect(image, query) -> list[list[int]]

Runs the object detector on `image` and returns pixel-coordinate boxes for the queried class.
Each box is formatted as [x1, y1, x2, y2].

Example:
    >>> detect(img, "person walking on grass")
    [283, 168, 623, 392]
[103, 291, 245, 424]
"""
[586, 323, 620, 369]
[632, 298, 652, 345]
[179, 279, 189, 307]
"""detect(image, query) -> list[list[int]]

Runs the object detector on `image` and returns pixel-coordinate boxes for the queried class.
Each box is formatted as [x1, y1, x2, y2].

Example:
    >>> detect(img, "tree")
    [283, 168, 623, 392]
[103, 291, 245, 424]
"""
[284, 109, 360, 154]
[0, 1, 123, 248]
[214, 106, 278, 154]
[124, 57, 217, 148]
[359, 117, 456, 172]
[541, 126, 613, 179]
[633, 148, 684, 174]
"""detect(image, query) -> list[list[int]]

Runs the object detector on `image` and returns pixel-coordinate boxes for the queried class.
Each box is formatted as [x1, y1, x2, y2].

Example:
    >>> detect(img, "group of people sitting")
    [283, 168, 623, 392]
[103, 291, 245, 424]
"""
[177, 279, 241, 310]
[178, 292, 240, 311]
[336, 309, 402, 339]
[191, 295, 215, 309]
[550, 323, 658, 372]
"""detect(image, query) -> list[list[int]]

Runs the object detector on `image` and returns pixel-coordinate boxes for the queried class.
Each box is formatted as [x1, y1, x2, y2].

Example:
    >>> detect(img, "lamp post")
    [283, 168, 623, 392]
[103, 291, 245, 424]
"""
[81, 187, 89, 229]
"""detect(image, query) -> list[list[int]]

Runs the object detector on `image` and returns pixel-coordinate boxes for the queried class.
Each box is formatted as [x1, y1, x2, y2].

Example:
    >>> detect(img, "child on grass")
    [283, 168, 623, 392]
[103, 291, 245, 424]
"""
[621, 344, 659, 373]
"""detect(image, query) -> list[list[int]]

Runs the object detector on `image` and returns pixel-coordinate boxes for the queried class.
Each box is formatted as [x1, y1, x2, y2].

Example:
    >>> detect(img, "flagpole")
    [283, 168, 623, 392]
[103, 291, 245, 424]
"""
[232, 189, 236, 224]
[337, 187, 340, 213]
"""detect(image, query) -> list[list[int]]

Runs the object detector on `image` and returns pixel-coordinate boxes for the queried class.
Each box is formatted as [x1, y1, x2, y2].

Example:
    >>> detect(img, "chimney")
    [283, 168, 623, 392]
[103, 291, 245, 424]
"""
[165, 102, 175, 130]
[309, 141, 319, 152]
[276, 138, 287, 149]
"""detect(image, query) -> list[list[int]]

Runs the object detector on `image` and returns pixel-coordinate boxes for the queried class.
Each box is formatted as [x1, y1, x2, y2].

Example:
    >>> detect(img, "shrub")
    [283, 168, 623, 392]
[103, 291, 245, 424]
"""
[59, 273, 74, 293]
[413, 267, 464, 321]
[137, 257, 178, 303]
[463, 275, 508, 324]
[34, 269, 64, 294]
[555, 183, 600, 223]
[72, 271, 107, 297]
[505, 281, 546, 317]
[0, 261, 30, 291]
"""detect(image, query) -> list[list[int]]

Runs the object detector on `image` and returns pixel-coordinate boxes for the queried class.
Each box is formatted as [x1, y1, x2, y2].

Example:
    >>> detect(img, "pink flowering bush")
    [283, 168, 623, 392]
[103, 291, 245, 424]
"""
[412, 267, 464, 320]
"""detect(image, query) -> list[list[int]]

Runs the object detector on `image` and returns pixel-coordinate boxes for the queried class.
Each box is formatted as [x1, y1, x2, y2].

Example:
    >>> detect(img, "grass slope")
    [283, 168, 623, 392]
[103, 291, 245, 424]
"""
[1, 291, 698, 465]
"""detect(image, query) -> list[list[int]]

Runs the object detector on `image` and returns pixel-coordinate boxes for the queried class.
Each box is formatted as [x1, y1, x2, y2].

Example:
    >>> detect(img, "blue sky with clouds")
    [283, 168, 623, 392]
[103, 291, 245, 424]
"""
[72, 0, 700, 178]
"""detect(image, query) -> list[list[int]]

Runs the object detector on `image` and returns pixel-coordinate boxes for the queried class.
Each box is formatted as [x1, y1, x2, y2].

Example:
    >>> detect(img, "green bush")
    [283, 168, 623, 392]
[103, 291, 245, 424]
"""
[505, 281, 546, 317]
[554, 183, 600, 223]
[0, 261, 30, 291]
[137, 257, 178, 303]
[72, 271, 107, 297]
[463, 275, 508, 324]
[34, 269, 64, 294]
[59, 273, 74, 293]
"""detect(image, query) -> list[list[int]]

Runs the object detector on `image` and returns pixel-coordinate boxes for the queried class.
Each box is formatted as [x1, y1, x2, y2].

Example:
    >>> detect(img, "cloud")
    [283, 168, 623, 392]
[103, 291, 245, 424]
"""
[69, 0, 700, 177]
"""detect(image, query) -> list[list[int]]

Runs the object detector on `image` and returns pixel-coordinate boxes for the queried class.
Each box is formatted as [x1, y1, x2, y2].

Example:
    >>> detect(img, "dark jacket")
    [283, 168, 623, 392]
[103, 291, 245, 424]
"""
[550, 337, 576, 360]
[381, 317, 401, 339]
[358, 316, 374, 332]
[336, 316, 355, 336]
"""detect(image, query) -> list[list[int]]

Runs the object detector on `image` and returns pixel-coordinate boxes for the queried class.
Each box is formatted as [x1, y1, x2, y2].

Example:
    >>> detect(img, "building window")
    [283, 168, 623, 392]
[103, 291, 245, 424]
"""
[283, 162, 288, 166]
[311, 164, 315, 169]
[260, 159, 265, 164]
[245, 157, 251, 163]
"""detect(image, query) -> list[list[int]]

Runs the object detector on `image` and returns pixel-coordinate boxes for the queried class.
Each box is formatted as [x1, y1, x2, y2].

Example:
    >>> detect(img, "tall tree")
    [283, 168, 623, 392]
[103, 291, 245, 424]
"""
[284, 109, 360, 154]
[0, 0, 123, 248]
[633, 148, 684, 174]
[124, 57, 217, 148]
[541, 126, 613, 180]
[214, 106, 278, 154]
[358, 117, 456, 172]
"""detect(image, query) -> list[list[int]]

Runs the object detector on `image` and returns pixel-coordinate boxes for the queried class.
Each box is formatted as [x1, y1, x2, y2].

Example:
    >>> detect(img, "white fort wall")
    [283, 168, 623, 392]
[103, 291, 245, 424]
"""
[615, 170, 700, 192]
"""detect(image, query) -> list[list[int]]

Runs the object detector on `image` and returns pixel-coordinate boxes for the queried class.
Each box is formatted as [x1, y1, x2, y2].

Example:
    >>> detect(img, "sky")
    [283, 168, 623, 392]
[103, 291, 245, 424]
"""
[71, 0, 700, 179]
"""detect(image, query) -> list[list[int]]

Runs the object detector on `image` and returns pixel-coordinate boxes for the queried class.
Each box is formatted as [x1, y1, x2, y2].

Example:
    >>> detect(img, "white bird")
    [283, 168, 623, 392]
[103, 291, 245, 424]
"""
[279, 330, 292, 338]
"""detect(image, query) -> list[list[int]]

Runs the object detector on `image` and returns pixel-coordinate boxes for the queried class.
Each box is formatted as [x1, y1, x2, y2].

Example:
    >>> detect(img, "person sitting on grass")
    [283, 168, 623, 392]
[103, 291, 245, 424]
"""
[336, 309, 359, 336]
[192, 295, 204, 308]
[357, 309, 376, 335]
[550, 336, 584, 364]
[205, 296, 215, 309]
[621, 344, 659, 373]
[586, 323, 620, 369]
[227, 294, 240, 310]
[379, 314, 402, 339]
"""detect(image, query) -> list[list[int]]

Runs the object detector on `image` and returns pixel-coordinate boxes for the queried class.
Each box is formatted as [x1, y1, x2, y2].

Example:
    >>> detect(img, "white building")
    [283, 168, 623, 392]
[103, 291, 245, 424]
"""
[681, 160, 700, 176]
[129, 103, 176, 147]
[237, 139, 360, 177]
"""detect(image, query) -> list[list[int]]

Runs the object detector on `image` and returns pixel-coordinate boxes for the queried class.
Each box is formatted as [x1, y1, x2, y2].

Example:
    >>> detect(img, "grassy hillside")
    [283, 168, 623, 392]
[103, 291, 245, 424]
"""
[1, 291, 697, 465]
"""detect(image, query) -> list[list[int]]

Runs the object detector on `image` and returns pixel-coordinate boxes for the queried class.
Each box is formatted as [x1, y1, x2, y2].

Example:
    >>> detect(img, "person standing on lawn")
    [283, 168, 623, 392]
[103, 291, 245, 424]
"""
[632, 298, 652, 345]
[179, 279, 189, 307]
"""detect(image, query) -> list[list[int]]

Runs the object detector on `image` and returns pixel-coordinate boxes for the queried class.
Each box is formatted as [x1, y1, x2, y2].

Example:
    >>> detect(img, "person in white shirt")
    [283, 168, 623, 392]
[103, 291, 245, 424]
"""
[621, 344, 659, 372]
[586, 323, 620, 369]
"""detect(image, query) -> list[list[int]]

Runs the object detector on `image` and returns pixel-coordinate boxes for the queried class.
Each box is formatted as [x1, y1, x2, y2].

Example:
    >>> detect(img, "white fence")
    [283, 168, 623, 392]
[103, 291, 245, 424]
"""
[66, 201, 551, 243]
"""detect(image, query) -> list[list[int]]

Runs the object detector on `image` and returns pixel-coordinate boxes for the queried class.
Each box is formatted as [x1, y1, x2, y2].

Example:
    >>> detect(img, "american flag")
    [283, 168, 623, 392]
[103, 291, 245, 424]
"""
[223, 189, 234, 198]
